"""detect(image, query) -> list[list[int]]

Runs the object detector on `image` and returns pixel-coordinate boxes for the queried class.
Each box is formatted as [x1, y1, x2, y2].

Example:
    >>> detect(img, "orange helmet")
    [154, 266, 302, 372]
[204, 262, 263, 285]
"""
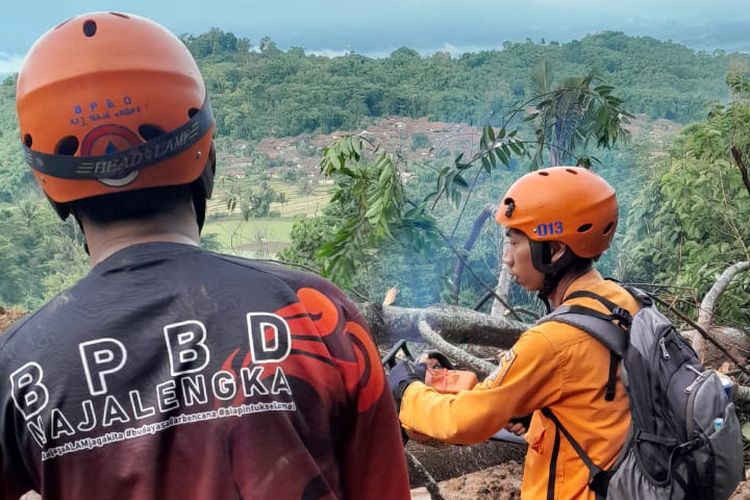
[16, 12, 215, 219]
[495, 166, 618, 259]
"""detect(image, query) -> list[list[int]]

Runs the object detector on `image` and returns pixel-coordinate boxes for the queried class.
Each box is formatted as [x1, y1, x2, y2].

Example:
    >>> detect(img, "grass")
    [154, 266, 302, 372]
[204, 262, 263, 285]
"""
[202, 216, 297, 257]
[203, 180, 332, 257]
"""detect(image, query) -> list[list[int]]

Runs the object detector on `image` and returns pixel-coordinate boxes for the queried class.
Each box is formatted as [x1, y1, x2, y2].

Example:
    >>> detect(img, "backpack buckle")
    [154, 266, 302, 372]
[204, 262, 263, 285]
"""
[610, 307, 632, 328]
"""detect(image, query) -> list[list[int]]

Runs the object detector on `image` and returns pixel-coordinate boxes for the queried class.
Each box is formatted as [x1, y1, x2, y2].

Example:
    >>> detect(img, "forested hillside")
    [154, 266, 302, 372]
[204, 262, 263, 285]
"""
[0, 29, 747, 317]
[182, 29, 744, 139]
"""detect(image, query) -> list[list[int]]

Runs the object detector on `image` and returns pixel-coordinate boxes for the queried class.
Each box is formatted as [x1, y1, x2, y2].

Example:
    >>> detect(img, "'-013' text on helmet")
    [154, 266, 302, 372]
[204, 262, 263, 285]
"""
[495, 166, 618, 261]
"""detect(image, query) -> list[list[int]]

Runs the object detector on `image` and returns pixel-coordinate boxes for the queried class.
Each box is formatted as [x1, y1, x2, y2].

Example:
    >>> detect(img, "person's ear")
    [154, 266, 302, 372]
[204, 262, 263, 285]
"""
[549, 241, 568, 264]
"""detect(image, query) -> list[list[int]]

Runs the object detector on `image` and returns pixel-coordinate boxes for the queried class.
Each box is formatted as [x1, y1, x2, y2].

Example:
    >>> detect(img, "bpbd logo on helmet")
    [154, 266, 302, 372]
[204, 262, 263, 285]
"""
[80, 124, 142, 187]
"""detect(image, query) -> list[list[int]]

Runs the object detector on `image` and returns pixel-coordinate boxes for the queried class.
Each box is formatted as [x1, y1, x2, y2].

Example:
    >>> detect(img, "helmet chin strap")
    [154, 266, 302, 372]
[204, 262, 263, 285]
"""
[530, 241, 577, 313]
[191, 143, 216, 234]
[71, 212, 90, 256]
[538, 275, 557, 313]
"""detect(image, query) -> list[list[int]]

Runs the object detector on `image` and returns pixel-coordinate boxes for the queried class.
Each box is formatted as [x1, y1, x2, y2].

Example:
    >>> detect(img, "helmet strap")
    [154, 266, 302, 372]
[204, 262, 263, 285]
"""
[191, 182, 207, 233]
[530, 241, 577, 312]
[69, 211, 90, 256]
[191, 143, 216, 233]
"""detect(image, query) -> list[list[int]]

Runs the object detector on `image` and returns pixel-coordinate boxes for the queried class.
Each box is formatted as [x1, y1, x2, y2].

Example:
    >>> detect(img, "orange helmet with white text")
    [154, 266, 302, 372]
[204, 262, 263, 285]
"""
[496, 166, 618, 260]
[16, 12, 215, 219]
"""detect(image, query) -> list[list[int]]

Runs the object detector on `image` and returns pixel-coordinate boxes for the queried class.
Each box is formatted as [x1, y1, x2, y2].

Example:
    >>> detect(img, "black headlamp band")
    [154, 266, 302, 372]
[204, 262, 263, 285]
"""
[23, 98, 214, 180]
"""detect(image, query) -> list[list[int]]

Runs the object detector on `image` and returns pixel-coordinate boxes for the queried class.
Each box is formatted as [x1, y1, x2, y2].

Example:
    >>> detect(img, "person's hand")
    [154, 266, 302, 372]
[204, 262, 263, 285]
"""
[387, 360, 426, 409]
[506, 414, 532, 435]
[505, 421, 527, 436]
[418, 350, 454, 369]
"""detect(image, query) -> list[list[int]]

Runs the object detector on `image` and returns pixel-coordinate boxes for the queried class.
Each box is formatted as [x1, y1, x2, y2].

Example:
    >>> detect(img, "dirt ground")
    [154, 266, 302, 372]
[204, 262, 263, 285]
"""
[0, 307, 25, 332]
[731, 478, 750, 499]
[436, 462, 523, 500]
[412, 463, 750, 500]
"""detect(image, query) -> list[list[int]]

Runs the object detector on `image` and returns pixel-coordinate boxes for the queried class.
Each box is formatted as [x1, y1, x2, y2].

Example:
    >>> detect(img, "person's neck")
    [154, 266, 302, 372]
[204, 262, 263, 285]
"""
[548, 267, 593, 308]
[83, 212, 200, 266]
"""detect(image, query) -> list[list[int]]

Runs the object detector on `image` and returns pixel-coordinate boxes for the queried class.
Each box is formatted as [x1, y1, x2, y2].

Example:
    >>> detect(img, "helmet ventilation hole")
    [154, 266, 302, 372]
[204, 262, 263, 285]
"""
[55, 136, 79, 155]
[565, 168, 578, 174]
[108, 12, 130, 19]
[538, 171, 549, 176]
[503, 197, 516, 217]
[138, 124, 165, 140]
[603, 222, 614, 235]
[577, 223, 593, 233]
[83, 20, 97, 37]
[23, 134, 32, 147]
[188, 108, 200, 118]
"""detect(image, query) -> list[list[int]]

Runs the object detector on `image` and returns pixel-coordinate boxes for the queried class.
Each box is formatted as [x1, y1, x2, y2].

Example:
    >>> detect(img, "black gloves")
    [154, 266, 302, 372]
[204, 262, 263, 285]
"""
[387, 360, 426, 411]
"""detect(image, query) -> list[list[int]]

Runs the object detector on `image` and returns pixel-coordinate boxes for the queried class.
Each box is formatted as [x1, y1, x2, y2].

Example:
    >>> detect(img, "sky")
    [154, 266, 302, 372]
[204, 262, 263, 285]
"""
[3, 0, 750, 75]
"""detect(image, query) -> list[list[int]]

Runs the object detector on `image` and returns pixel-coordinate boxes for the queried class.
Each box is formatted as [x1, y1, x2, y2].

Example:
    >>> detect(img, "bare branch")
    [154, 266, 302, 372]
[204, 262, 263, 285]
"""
[693, 261, 750, 363]
[361, 303, 526, 348]
[490, 238, 514, 319]
[418, 320, 497, 376]
[730, 146, 750, 198]
[697, 261, 750, 331]
[406, 452, 445, 500]
[451, 204, 496, 304]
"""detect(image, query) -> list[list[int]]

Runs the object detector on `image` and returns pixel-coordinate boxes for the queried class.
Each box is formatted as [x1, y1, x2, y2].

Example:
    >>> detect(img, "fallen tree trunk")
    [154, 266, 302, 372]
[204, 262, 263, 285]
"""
[694, 261, 750, 364]
[406, 439, 526, 487]
[361, 303, 527, 348]
[418, 320, 497, 375]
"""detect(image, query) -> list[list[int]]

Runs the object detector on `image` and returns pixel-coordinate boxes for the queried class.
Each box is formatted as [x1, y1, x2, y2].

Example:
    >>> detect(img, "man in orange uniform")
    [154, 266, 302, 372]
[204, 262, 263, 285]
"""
[390, 167, 639, 499]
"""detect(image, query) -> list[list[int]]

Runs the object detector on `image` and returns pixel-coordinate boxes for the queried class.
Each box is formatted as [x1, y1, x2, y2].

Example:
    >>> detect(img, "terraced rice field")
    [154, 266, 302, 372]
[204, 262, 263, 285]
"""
[203, 181, 332, 257]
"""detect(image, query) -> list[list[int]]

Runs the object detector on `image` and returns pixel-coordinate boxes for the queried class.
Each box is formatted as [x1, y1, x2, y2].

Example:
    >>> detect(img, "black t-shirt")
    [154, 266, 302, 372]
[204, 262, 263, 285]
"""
[0, 243, 409, 500]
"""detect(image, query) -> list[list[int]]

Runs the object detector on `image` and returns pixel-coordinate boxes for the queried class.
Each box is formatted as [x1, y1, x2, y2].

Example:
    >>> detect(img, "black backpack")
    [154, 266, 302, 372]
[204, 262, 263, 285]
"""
[536, 284, 744, 500]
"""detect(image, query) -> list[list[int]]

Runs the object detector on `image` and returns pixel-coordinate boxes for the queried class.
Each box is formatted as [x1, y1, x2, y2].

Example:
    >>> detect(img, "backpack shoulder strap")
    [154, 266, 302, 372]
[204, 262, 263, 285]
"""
[537, 303, 629, 357]
[536, 290, 631, 401]
[606, 280, 653, 307]
[541, 407, 611, 500]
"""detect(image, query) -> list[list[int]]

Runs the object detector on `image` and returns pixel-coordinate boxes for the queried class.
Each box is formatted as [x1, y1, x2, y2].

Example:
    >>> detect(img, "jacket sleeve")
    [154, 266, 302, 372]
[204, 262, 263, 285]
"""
[399, 329, 564, 444]
[331, 290, 411, 500]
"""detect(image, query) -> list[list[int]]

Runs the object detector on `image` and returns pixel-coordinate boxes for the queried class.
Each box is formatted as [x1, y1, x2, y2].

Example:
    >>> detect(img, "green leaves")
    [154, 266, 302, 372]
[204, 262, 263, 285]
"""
[427, 124, 526, 209]
[312, 135, 436, 286]
[524, 63, 633, 168]
[320, 135, 362, 177]
[427, 66, 629, 210]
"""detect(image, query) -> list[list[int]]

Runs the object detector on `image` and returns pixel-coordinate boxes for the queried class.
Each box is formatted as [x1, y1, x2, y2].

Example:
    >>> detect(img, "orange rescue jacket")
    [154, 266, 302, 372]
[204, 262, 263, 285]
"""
[398, 270, 640, 499]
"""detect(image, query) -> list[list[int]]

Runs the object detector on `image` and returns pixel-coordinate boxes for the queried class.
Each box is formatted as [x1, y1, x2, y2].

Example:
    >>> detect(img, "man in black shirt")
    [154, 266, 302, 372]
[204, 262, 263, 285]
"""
[1, 12, 410, 500]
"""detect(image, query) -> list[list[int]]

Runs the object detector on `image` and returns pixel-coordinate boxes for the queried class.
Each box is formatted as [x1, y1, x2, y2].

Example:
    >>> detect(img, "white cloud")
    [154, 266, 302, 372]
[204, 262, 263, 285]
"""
[422, 43, 503, 57]
[0, 53, 24, 76]
[307, 48, 353, 58]
[307, 43, 504, 60]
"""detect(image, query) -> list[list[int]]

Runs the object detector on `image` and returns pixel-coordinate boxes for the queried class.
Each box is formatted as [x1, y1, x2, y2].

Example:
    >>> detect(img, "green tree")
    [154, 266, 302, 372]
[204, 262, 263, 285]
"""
[623, 93, 750, 325]
[0, 199, 88, 308]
